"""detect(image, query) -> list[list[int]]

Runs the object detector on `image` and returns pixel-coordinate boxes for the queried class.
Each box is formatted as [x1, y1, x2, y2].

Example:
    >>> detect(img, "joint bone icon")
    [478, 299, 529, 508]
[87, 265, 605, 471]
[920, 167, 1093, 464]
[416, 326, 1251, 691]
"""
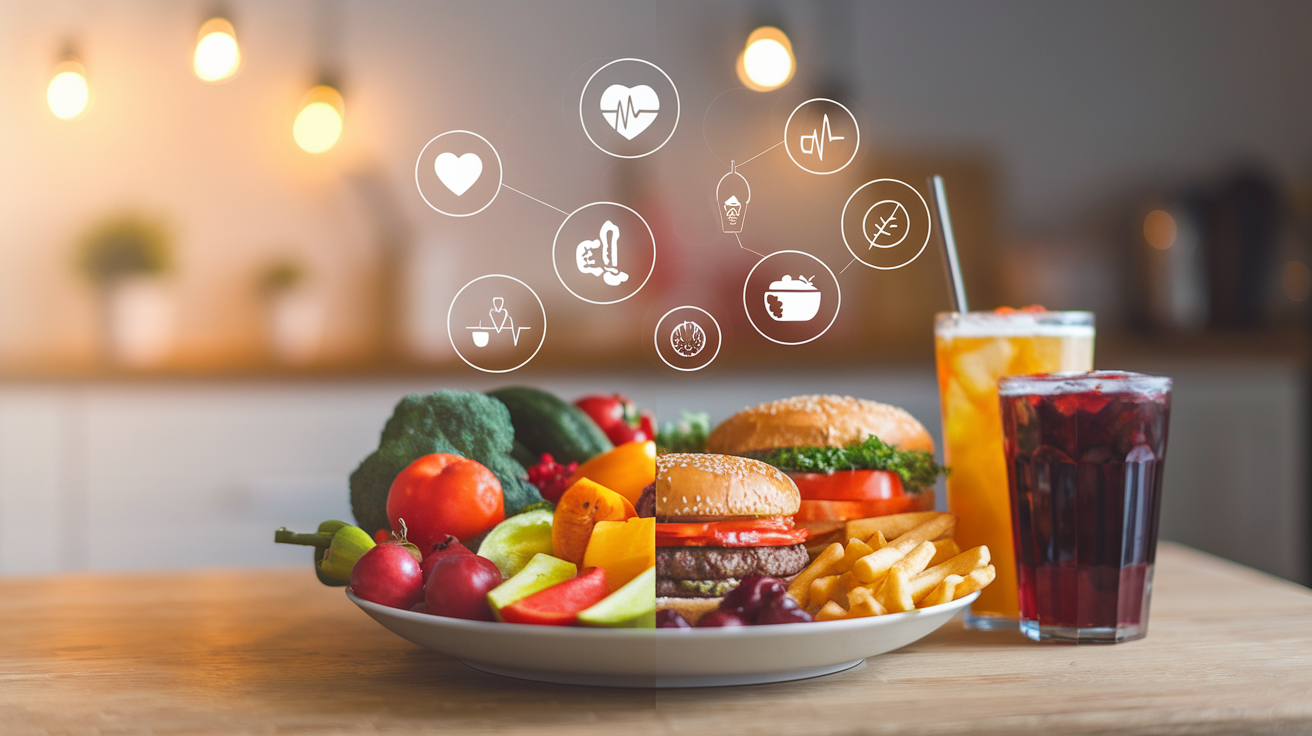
[575, 220, 630, 287]
[764, 275, 821, 322]
[467, 296, 530, 347]
[670, 320, 706, 358]
[434, 152, 483, 196]
[717, 161, 751, 233]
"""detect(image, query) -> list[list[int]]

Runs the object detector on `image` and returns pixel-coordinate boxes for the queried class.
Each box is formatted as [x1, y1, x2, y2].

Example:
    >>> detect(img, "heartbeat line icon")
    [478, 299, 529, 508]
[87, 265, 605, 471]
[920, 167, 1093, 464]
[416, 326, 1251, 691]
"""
[799, 114, 845, 161]
[600, 84, 660, 140]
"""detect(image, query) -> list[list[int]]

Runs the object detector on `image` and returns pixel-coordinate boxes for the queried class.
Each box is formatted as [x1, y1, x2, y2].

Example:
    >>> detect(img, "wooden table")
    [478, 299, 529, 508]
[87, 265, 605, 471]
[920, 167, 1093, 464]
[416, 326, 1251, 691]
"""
[2, 542, 1311, 735]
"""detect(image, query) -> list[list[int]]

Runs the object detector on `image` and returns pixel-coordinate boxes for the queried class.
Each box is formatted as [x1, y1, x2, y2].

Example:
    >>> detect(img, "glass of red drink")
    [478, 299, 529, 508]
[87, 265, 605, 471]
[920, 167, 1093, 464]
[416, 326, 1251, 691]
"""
[998, 371, 1172, 643]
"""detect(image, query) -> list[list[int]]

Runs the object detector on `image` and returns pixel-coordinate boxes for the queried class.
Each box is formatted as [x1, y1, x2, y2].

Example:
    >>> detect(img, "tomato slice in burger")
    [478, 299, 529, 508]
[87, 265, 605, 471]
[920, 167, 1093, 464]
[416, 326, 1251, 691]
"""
[655, 518, 809, 548]
[789, 469, 905, 502]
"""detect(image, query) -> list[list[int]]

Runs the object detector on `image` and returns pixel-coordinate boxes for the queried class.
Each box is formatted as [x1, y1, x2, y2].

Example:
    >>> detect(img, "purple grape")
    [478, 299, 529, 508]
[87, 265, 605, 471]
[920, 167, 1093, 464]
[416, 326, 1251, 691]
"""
[757, 593, 813, 625]
[697, 610, 749, 627]
[656, 609, 692, 629]
[719, 576, 787, 621]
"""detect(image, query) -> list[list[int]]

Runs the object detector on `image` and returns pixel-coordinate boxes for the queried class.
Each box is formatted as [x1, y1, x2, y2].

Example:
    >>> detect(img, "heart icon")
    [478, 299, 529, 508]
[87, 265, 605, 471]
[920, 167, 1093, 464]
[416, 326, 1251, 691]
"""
[434, 152, 483, 197]
[599, 84, 660, 140]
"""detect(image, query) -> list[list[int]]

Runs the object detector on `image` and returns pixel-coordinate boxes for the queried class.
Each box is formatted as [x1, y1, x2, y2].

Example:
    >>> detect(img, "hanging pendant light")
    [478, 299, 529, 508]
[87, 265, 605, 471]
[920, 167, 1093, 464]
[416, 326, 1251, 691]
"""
[293, 84, 344, 153]
[47, 48, 89, 120]
[194, 16, 241, 83]
[737, 26, 795, 92]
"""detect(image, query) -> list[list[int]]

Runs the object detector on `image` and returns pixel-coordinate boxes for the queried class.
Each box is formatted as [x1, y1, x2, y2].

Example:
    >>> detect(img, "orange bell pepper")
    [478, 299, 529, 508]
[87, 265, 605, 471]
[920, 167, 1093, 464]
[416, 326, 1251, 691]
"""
[567, 440, 656, 507]
[551, 479, 636, 566]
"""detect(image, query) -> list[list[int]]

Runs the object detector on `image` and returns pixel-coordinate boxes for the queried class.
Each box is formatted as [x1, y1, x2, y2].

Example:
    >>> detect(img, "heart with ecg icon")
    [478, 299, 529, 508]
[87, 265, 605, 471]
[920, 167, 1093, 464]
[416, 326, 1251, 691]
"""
[599, 85, 660, 140]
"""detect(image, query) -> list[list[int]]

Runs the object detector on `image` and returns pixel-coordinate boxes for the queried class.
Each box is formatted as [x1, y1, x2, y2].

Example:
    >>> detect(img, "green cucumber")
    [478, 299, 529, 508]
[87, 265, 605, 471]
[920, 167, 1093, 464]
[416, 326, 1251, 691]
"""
[487, 387, 613, 465]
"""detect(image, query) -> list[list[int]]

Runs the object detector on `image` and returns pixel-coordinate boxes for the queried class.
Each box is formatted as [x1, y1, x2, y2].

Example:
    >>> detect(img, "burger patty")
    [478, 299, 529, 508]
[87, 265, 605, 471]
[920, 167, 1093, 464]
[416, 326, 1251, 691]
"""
[656, 543, 809, 582]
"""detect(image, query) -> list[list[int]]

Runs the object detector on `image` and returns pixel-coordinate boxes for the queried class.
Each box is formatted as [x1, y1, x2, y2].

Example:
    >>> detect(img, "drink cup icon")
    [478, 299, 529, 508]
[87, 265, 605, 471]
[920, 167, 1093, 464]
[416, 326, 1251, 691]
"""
[717, 162, 751, 233]
[764, 275, 821, 322]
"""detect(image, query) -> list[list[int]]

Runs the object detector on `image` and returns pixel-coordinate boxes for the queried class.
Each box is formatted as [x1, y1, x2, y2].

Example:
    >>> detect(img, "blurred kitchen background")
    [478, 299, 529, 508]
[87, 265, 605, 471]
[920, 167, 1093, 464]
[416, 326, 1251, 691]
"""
[1, 1, 1309, 585]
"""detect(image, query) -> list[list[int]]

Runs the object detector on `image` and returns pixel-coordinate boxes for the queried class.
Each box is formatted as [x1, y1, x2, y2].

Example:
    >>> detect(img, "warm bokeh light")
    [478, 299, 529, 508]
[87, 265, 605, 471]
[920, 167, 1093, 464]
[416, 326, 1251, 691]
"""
[1282, 260, 1311, 302]
[47, 60, 89, 119]
[1143, 209, 1177, 250]
[736, 26, 795, 92]
[293, 85, 344, 153]
[194, 17, 240, 82]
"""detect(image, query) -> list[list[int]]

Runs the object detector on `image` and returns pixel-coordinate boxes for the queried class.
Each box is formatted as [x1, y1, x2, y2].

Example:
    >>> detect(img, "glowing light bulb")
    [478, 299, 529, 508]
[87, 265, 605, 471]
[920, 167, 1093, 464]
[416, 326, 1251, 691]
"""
[293, 85, 344, 153]
[737, 26, 795, 92]
[1143, 209, 1177, 251]
[47, 60, 89, 119]
[194, 17, 240, 82]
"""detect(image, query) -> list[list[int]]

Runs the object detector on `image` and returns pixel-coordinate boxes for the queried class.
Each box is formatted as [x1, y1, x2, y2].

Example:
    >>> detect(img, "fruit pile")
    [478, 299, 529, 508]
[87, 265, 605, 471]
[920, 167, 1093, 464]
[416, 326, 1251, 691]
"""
[276, 387, 658, 628]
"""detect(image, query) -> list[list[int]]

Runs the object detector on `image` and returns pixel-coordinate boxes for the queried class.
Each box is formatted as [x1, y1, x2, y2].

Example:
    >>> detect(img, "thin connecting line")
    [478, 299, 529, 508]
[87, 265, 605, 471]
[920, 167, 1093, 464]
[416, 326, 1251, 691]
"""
[734, 233, 764, 257]
[501, 184, 568, 216]
[735, 140, 784, 169]
[839, 257, 857, 275]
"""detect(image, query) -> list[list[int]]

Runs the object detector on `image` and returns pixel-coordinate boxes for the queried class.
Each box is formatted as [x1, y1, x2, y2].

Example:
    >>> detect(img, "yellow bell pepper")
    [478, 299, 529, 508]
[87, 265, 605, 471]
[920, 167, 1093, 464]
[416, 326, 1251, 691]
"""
[568, 440, 656, 507]
[582, 516, 656, 592]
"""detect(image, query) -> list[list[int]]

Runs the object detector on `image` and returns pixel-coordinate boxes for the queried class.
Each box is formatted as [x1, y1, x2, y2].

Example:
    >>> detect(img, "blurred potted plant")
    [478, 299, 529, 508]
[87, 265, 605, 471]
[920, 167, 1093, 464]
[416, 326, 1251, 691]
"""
[259, 258, 322, 364]
[77, 213, 175, 367]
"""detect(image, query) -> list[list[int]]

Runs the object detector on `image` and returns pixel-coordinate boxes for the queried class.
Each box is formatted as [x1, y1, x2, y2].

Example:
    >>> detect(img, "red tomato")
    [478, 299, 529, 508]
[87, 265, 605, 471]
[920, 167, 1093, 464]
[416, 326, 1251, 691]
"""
[790, 470, 904, 501]
[574, 394, 655, 445]
[387, 453, 504, 552]
[792, 494, 937, 523]
[655, 518, 809, 548]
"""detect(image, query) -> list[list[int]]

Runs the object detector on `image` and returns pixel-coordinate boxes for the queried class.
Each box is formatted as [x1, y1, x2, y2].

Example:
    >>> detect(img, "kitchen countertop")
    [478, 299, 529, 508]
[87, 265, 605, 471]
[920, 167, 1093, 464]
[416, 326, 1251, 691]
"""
[2, 542, 1310, 735]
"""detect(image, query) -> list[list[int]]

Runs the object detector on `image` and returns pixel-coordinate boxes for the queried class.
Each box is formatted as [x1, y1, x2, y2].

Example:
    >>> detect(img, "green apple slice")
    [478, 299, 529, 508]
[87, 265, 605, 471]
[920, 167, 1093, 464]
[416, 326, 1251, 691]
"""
[577, 566, 656, 628]
[477, 508, 555, 578]
[487, 553, 577, 621]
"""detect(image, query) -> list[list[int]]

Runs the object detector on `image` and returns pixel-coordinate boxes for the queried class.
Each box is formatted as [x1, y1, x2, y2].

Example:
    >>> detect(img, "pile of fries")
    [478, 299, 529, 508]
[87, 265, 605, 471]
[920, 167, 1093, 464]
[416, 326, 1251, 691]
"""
[787, 511, 996, 620]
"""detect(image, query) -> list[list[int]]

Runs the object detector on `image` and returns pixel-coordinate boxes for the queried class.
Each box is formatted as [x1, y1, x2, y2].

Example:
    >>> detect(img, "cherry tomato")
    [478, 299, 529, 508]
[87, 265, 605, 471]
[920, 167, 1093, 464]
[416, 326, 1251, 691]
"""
[387, 453, 504, 552]
[574, 394, 655, 445]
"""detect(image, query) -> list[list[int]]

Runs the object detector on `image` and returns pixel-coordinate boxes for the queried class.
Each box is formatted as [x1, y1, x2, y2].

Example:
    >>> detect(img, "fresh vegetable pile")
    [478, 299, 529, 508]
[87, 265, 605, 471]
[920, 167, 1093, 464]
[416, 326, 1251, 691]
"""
[278, 387, 659, 628]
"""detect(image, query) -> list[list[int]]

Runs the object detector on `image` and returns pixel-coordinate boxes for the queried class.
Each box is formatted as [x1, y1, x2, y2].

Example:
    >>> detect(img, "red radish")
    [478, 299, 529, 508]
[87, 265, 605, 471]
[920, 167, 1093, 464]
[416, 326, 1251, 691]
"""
[421, 534, 473, 582]
[425, 554, 502, 621]
[499, 567, 610, 626]
[350, 543, 424, 610]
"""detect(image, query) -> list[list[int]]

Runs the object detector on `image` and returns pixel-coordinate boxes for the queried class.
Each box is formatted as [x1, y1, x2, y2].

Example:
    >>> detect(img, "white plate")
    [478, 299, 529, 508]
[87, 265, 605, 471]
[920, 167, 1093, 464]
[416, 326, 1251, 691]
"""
[346, 589, 978, 688]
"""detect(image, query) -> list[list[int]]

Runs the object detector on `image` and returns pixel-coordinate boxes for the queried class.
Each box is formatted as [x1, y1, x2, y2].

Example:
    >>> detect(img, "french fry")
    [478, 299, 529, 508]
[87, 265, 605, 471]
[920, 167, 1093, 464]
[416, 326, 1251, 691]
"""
[921, 574, 964, 607]
[871, 530, 888, 550]
[879, 569, 916, 612]
[810, 575, 840, 608]
[852, 514, 957, 583]
[953, 565, 996, 600]
[844, 511, 942, 545]
[928, 538, 961, 567]
[907, 545, 990, 604]
[830, 572, 860, 609]
[789, 542, 844, 608]
[815, 600, 850, 621]
[838, 538, 875, 572]
[848, 586, 887, 618]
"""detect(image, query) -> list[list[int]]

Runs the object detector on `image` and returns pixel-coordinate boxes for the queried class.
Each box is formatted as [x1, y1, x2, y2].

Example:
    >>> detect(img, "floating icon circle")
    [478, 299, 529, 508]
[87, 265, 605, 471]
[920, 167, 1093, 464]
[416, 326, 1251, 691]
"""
[841, 179, 933, 270]
[743, 250, 841, 346]
[783, 99, 859, 175]
[579, 58, 680, 159]
[862, 200, 909, 249]
[447, 275, 546, 373]
[552, 202, 656, 305]
[655, 306, 721, 371]
[415, 130, 503, 217]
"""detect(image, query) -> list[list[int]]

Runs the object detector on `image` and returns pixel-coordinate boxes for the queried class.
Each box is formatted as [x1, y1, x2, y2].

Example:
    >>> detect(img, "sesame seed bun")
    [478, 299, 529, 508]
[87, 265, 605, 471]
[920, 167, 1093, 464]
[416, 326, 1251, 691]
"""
[705, 394, 935, 455]
[655, 453, 799, 520]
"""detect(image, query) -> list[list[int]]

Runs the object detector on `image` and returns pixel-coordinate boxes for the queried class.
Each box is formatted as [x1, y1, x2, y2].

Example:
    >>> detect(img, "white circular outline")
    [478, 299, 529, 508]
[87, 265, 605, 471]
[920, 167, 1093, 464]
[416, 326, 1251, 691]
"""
[552, 201, 656, 305]
[841, 179, 932, 271]
[743, 250, 842, 346]
[654, 306, 722, 372]
[447, 274, 546, 374]
[783, 98, 860, 175]
[862, 199, 910, 250]
[415, 130, 503, 218]
[579, 58, 681, 159]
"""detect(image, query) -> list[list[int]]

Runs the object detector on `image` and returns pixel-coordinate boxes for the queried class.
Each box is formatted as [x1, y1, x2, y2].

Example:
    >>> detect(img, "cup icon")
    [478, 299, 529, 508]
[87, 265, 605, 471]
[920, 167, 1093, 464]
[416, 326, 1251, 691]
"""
[471, 331, 490, 347]
[716, 162, 750, 233]
[764, 275, 821, 322]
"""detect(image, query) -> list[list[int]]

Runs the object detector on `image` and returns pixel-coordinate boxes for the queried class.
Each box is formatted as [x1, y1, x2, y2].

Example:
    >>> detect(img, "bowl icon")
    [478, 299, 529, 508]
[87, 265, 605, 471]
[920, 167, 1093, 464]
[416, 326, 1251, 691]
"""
[764, 275, 821, 322]
[471, 331, 490, 347]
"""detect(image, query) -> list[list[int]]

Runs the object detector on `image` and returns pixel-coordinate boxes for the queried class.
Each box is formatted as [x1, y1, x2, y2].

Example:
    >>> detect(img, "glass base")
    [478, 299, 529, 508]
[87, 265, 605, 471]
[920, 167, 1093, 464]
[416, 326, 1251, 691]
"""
[1020, 620, 1147, 644]
[962, 609, 1019, 632]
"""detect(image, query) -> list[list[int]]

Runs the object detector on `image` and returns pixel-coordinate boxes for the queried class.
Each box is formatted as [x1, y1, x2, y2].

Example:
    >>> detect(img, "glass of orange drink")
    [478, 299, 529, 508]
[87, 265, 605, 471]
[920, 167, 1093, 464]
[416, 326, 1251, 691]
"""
[934, 309, 1094, 630]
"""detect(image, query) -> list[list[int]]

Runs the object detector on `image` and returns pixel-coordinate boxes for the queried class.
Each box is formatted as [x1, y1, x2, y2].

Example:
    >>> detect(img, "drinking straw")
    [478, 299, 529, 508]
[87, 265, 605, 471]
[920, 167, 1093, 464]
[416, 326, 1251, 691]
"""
[929, 175, 969, 313]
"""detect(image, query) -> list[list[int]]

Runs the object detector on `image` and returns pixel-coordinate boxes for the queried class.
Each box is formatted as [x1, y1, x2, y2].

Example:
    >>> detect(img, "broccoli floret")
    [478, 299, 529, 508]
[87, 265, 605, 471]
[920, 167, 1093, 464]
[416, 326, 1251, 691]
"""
[349, 391, 542, 539]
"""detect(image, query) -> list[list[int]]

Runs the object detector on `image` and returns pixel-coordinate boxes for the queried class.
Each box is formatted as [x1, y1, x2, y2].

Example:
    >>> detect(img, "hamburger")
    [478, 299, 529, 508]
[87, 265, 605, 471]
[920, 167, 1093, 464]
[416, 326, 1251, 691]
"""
[654, 453, 809, 624]
[705, 395, 944, 550]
